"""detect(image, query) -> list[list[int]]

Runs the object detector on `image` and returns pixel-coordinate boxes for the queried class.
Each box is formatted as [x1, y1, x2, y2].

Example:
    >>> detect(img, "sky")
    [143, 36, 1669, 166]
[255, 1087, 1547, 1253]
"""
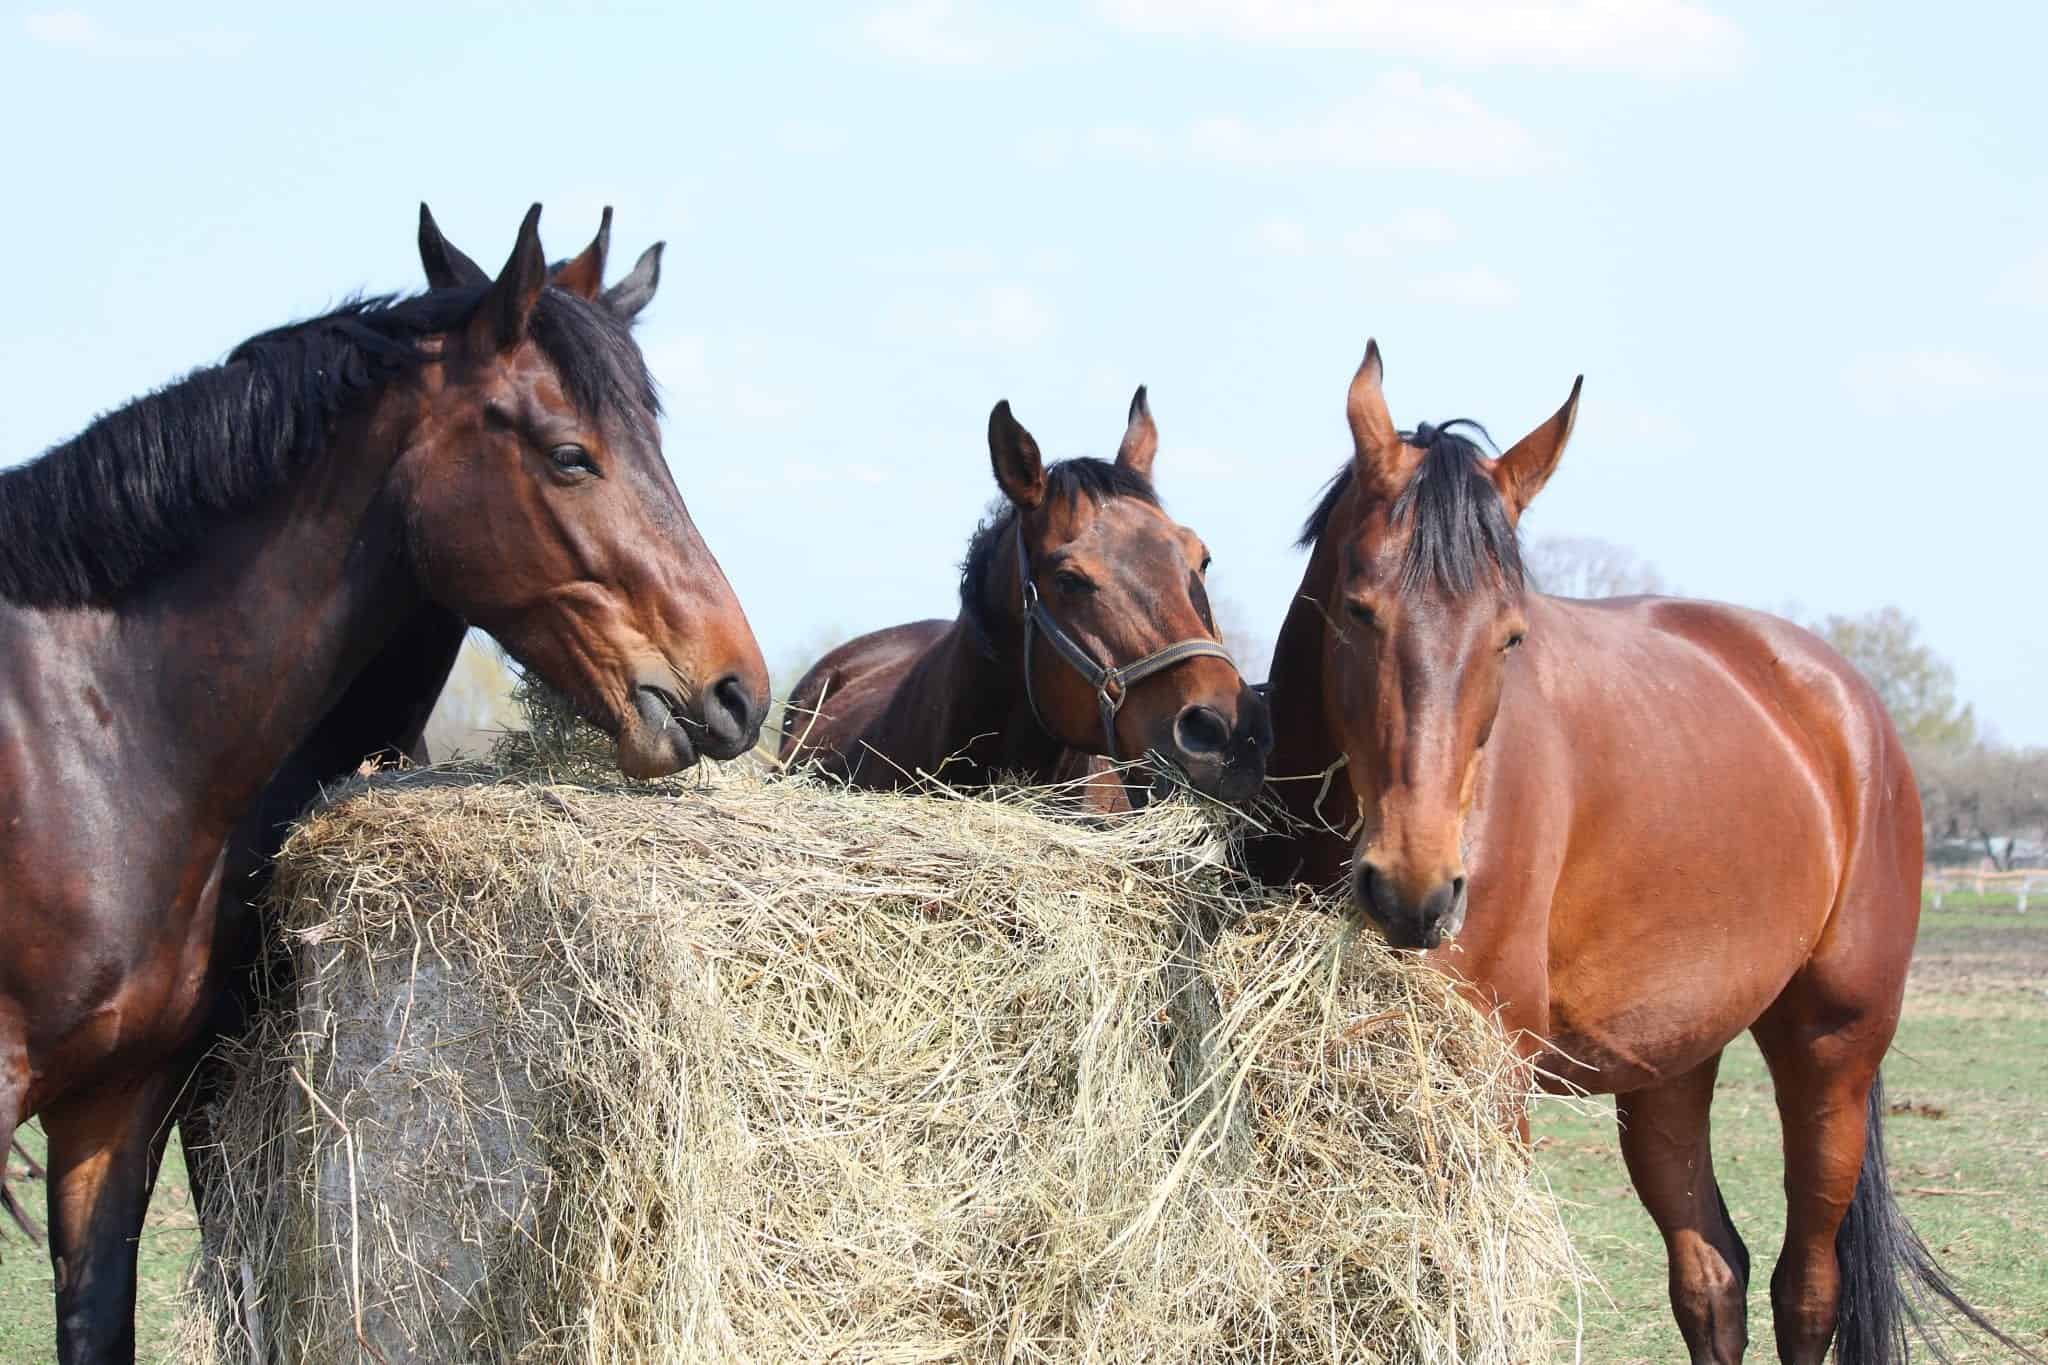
[4, 1, 2044, 741]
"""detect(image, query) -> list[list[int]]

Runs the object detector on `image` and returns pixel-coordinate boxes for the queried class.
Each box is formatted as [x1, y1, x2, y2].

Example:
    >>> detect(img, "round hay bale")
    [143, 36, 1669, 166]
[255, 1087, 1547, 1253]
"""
[176, 768, 1580, 1363]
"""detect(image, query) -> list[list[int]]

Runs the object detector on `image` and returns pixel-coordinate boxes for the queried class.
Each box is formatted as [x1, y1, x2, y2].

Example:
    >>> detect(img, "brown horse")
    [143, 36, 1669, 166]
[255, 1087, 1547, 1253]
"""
[0, 205, 767, 1363]
[1249, 342, 2025, 1364]
[780, 391, 1269, 804]
[171, 204, 676, 1241]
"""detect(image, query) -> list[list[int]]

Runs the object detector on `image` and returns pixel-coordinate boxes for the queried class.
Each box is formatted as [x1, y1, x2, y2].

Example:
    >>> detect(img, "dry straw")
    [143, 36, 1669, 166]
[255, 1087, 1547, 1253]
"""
[176, 719, 1580, 1362]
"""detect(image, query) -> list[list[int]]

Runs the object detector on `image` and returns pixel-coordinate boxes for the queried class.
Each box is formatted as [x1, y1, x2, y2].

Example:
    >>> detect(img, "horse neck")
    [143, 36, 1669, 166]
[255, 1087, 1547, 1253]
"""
[1247, 537, 1353, 886]
[107, 396, 428, 827]
[882, 535, 1070, 782]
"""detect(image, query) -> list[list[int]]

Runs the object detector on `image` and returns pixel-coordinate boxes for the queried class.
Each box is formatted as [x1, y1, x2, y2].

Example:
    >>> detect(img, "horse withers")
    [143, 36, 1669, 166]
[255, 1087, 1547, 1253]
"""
[0, 205, 766, 1363]
[780, 390, 1269, 806]
[1250, 341, 2026, 1364]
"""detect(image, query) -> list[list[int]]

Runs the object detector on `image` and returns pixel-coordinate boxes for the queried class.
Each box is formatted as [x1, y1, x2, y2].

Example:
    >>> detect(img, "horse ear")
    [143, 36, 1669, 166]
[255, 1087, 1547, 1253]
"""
[418, 203, 489, 289]
[469, 204, 546, 354]
[603, 241, 663, 320]
[550, 206, 612, 301]
[1346, 339, 1406, 494]
[1114, 385, 1158, 483]
[1491, 375, 1582, 520]
[988, 401, 1047, 510]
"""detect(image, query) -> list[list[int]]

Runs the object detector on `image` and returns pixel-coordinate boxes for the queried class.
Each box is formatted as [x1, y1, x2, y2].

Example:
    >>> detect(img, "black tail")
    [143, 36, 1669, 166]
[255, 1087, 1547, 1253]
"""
[1833, 1070, 2039, 1363]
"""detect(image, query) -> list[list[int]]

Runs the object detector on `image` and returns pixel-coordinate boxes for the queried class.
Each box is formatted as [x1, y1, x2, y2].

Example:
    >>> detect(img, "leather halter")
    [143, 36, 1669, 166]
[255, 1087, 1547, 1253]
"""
[1013, 519, 1235, 760]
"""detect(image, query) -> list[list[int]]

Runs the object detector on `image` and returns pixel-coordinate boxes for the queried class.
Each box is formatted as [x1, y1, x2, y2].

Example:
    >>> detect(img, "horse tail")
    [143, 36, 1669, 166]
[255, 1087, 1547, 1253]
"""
[1833, 1069, 2039, 1363]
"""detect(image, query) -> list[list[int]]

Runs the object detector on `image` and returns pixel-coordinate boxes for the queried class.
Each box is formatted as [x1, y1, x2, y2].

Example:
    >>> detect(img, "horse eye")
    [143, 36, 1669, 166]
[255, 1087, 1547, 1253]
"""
[549, 443, 599, 477]
[1345, 600, 1378, 628]
[1504, 631, 1527, 651]
[1053, 569, 1096, 596]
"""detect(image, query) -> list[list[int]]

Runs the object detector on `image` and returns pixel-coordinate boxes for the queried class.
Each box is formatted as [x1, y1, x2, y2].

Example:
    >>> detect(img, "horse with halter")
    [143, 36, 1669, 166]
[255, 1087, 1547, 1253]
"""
[0, 205, 766, 1363]
[779, 391, 1270, 805]
[1248, 341, 2027, 1364]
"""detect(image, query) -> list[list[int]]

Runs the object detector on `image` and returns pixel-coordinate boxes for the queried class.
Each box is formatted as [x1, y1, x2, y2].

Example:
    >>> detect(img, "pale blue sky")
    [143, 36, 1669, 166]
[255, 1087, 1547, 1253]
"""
[5, 1, 2043, 739]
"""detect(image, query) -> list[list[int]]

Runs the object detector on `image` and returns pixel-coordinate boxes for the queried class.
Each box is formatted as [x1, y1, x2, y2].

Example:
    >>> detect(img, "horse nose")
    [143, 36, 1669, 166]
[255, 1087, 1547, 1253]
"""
[699, 672, 765, 759]
[1173, 704, 1232, 758]
[1354, 862, 1467, 949]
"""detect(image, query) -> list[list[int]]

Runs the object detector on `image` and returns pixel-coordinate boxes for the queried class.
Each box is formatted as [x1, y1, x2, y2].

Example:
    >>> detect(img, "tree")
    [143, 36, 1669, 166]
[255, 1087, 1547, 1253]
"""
[1523, 535, 1666, 599]
[1916, 744, 2048, 869]
[1811, 607, 1977, 757]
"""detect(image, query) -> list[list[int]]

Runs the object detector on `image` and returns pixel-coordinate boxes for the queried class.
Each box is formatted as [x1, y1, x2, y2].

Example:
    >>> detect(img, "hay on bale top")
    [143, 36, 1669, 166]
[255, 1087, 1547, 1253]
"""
[180, 766, 1579, 1364]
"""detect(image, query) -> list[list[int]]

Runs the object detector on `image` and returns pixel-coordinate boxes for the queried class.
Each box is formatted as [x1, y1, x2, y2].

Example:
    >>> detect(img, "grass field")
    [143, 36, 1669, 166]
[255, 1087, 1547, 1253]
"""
[1, 908, 2040, 1362]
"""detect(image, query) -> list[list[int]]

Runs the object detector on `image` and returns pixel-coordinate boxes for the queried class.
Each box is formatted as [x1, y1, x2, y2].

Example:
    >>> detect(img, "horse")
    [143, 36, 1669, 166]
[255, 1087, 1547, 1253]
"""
[1247, 341, 2026, 1364]
[0, 204, 768, 1363]
[171, 203, 675, 1242]
[779, 390, 1270, 806]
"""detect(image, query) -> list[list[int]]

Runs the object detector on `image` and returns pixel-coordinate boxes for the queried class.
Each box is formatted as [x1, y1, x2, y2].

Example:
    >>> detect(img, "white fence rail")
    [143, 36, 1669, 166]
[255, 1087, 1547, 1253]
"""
[1923, 868, 2045, 911]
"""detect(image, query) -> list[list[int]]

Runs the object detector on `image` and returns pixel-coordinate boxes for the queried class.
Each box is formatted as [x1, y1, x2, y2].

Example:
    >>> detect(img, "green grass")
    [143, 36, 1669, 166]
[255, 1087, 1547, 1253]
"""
[2, 915, 2040, 1362]
[1538, 909, 2048, 1361]
[0, 1129, 196, 1362]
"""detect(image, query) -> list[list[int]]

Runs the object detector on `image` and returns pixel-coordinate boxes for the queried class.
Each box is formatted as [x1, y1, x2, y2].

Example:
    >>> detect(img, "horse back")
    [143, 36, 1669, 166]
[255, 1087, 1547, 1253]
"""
[779, 620, 953, 772]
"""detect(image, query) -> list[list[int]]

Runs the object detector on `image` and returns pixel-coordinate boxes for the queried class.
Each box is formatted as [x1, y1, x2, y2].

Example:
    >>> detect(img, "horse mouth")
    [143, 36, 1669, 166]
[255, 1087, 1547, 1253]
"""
[625, 684, 699, 775]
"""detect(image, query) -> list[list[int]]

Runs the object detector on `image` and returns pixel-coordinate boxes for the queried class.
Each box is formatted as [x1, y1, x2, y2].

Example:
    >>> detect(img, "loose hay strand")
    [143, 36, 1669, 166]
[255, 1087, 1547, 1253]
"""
[178, 763, 1582, 1363]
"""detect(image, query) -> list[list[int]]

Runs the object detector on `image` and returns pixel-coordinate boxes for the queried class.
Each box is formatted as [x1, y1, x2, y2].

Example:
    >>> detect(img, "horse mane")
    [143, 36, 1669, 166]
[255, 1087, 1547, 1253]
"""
[0, 286, 656, 607]
[1296, 420, 1524, 595]
[956, 457, 1160, 657]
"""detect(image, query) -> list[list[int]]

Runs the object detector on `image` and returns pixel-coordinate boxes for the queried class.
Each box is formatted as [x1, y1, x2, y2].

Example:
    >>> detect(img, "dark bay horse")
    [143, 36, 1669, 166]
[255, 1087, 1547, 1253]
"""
[1249, 342, 2024, 1364]
[173, 203, 676, 1229]
[0, 205, 767, 1363]
[780, 391, 1270, 803]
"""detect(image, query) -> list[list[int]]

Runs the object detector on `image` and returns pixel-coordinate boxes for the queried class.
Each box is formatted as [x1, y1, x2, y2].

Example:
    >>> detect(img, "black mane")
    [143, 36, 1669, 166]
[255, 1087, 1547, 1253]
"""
[957, 457, 1160, 655]
[1297, 420, 1524, 594]
[0, 286, 655, 607]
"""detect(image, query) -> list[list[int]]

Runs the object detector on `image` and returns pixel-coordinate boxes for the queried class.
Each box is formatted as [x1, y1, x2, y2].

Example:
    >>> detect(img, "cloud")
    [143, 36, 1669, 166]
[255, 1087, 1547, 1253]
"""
[1410, 264, 1520, 309]
[644, 336, 711, 399]
[1091, 125, 1160, 157]
[864, 0, 992, 65]
[1100, 0, 1742, 76]
[956, 285, 1053, 346]
[2004, 250, 2048, 308]
[1849, 350, 2017, 397]
[1254, 218, 1311, 255]
[23, 9, 245, 57]
[719, 461, 892, 494]
[1189, 72, 1548, 175]
[1344, 206, 1460, 257]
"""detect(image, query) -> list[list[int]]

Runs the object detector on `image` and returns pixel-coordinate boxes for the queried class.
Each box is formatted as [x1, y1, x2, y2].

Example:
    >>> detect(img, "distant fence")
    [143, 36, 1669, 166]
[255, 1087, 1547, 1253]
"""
[1923, 868, 2045, 912]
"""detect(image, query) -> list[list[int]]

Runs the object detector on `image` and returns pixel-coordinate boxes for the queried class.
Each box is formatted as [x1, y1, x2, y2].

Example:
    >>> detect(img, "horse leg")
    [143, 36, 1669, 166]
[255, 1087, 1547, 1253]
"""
[40, 1071, 179, 1365]
[1751, 993, 1888, 1365]
[1615, 1051, 1751, 1364]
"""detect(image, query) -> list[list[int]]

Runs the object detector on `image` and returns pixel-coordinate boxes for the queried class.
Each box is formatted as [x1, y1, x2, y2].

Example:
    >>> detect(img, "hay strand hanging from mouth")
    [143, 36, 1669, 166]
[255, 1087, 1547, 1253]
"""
[177, 765, 1579, 1363]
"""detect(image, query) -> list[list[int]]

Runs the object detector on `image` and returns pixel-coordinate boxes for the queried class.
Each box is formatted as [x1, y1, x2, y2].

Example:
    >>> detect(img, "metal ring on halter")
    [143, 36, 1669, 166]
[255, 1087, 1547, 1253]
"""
[1013, 520, 1235, 760]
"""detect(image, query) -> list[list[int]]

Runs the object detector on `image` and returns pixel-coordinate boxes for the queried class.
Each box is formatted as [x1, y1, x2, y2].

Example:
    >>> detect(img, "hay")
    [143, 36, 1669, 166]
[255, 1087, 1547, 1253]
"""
[176, 767, 1579, 1363]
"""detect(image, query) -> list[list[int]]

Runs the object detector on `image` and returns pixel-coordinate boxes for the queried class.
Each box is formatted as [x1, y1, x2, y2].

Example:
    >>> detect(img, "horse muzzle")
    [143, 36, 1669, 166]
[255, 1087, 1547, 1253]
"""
[1354, 860, 1469, 950]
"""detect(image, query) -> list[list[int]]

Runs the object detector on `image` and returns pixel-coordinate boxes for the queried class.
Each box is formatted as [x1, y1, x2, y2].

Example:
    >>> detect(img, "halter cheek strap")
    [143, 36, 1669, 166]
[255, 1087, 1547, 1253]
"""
[1013, 520, 1236, 761]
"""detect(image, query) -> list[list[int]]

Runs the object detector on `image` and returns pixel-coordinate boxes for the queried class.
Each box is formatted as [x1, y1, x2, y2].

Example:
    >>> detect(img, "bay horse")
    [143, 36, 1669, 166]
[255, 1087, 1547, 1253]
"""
[0, 204, 767, 1363]
[1248, 342, 2026, 1364]
[172, 203, 674, 1234]
[780, 391, 1270, 804]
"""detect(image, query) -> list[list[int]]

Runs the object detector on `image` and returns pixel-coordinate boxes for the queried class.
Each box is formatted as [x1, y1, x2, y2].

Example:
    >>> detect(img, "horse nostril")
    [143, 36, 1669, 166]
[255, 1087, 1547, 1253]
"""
[702, 673, 761, 755]
[1173, 705, 1231, 757]
[1450, 875, 1467, 903]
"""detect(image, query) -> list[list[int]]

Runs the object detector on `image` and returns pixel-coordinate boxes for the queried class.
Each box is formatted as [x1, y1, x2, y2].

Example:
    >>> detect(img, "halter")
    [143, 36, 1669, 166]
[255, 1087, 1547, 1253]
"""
[1013, 519, 1236, 760]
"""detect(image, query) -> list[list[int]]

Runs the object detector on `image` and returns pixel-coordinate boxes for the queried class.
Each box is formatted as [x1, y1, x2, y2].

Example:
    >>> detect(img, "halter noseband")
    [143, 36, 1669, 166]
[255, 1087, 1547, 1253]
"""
[1013, 519, 1236, 760]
